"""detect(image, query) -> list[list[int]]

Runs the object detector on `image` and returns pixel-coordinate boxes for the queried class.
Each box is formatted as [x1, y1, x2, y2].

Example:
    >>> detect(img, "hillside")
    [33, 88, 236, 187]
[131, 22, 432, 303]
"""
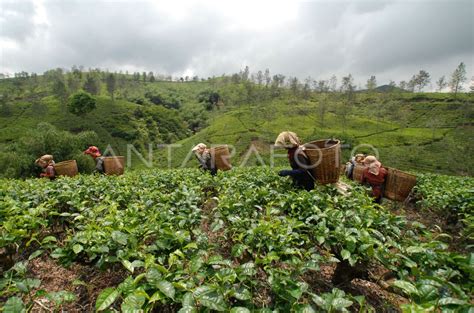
[0, 72, 473, 177]
[157, 92, 474, 176]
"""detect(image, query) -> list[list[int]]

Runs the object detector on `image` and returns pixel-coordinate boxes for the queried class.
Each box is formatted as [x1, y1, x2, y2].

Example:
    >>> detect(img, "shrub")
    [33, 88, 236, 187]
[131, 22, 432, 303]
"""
[0, 123, 99, 178]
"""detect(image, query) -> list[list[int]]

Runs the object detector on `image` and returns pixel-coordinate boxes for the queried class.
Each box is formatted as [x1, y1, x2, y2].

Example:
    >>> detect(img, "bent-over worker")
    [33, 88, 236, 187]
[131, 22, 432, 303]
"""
[361, 155, 387, 203]
[35, 154, 56, 180]
[84, 146, 105, 174]
[192, 143, 217, 176]
[345, 153, 365, 179]
[274, 131, 314, 191]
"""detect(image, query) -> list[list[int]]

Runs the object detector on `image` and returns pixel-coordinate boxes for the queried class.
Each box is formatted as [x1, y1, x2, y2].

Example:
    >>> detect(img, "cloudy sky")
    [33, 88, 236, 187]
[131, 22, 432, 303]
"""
[1, 0, 473, 87]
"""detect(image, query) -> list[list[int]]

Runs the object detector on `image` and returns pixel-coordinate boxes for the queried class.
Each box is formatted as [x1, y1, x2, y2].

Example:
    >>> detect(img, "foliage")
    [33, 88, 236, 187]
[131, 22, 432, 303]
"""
[0, 123, 98, 178]
[67, 91, 96, 116]
[413, 173, 474, 244]
[197, 89, 220, 110]
[0, 167, 472, 311]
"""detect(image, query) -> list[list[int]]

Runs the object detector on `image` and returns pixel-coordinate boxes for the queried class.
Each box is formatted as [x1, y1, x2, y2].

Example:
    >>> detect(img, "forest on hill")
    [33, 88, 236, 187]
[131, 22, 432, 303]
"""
[0, 65, 472, 178]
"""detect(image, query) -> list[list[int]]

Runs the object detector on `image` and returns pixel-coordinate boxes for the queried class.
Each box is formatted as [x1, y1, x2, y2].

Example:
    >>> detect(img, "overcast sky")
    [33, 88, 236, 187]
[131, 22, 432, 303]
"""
[1, 0, 473, 88]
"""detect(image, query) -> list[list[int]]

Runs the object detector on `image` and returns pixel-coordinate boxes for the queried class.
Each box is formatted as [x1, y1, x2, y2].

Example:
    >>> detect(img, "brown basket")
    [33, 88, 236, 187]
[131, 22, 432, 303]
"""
[384, 167, 417, 202]
[353, 164, 366, 183]
[104, 156, 125, 175]
[304, 139, 341, 184]
[54, 160, 78, 177]
[210, 145, 232, 171]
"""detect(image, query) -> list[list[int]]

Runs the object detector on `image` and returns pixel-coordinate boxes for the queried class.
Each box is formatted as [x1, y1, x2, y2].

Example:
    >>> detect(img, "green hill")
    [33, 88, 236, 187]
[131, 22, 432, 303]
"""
[0, 71, 473, 177]
[155, 91, 473, 176]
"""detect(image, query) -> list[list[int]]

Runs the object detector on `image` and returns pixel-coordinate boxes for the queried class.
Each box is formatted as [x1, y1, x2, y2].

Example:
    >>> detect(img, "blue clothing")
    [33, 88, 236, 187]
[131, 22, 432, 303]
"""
[279, 147, 314, 191]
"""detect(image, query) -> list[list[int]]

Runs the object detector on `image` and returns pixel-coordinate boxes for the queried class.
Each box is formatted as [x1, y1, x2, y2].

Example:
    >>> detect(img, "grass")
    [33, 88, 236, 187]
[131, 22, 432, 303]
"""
[1, 75, 473, 176]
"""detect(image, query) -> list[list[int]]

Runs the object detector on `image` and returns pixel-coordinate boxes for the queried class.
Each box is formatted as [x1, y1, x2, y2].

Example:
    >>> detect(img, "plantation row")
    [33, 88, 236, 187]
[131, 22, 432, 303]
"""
[0, 168, 472, 312]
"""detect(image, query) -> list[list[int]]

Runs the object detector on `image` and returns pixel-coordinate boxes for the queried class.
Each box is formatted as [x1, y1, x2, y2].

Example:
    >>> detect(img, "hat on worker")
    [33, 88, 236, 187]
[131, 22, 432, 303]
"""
[363, 155, 382, 175]
[35, 154, 54, 165]
[84, 146, 102, 158]
[192, 143, 207, 152]
[274, 131, 301, 148]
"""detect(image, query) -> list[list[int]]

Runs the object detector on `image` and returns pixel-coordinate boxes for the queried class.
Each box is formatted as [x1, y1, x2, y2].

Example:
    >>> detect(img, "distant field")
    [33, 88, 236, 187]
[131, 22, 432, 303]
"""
[1, 75, 472, 177]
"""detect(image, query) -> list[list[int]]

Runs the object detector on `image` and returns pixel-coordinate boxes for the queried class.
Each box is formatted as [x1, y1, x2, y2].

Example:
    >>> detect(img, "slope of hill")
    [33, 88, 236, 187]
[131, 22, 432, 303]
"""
[1, 73, 473, 177]
[154, 93, 473, 175]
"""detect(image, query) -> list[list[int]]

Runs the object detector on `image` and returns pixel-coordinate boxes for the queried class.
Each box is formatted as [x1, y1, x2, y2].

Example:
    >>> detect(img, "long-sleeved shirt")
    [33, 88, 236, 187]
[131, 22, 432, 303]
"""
[95, 156, 105, 173]
[283, 147, 314, 191]
[195, 150, 217, 175]
[41, 164, 56, 180]
[362, 166, 387, 199]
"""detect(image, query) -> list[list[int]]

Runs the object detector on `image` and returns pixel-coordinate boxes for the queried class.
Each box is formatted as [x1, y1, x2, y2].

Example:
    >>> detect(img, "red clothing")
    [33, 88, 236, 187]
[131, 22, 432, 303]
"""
[40, 164, 56, 179]
[362, 166, 387, 199]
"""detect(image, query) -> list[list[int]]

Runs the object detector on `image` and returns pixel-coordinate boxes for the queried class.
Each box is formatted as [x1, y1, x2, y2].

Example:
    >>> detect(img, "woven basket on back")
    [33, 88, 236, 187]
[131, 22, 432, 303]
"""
[210, 145, 232, 171]
[353, 164, 366, 183]
[304, 139, 341, 184]
[104, 156, 125, 175]
[384, 167, 417, 202]
[54, 160, 78, 177]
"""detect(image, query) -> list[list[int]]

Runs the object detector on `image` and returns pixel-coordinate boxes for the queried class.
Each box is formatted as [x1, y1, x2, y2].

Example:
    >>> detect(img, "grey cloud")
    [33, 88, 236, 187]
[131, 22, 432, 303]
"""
[0, 0, 472, 87]
[0, 0, 36, 41]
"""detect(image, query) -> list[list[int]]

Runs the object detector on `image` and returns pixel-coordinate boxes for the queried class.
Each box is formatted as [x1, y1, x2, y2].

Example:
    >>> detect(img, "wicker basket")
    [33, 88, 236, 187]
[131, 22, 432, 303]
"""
[210, 145, 232, 171]
[54, 160, 78, 177]
[384, 167, 417, 202]
[304, 139, 341, 184]
[104, 156, 125, 175]
[353, 164, 366, 183]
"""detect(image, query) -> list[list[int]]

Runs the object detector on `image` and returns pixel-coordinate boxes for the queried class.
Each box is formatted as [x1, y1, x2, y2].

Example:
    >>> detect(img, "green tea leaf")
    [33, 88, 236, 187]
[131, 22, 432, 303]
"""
[95, 287, 120, 311]
[73, 244, 83, 254]
[157, 280, 175, 300]
[112, 231, 128, 245]
[341, 249, 350, 260]
[3, 296, 25, 313]
[393, 280, 419, 296]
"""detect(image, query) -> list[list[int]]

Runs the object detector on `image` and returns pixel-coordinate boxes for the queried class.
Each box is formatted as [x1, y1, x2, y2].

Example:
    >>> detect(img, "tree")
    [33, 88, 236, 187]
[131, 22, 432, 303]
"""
[52, 77, 68, 103]
[470, 76, 474, 93]
[302, 77, 312, 99]
[198, 90, 220, 110]
[436, 75, 448, 92]
[289, 77, 300, 96]
[339, 74, 355, 133]
[68, 91, 96, 116]
[264, 69, 271, 87]
[148, 72, 155, 82]
[407, 75, 417, 92]
[329, 75, 337, 92]
[316, 80, 329, 93]
[414, 70, 430, 92]
[106, 73, 116, 100]
[449, 62, 467, 98]
[366, 75, 377, 91]
[340, 74, 354, 93]
[256, 70, 263, 85]
[82, 74, 100, 95]
[241, 66, 250, 81]
[399, 81, 407, 91]
[318, 94, 328, 128]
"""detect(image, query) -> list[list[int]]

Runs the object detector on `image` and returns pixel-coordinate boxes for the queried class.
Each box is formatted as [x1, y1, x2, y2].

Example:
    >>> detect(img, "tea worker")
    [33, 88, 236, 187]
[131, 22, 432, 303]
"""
[35, 154, 56, 180]
[84, 146, 105, 174]
[274, 131, 314, 191]
[192, 143, 217, 176]
[361, 155, 387, 203]
[345, 153, 365, 179]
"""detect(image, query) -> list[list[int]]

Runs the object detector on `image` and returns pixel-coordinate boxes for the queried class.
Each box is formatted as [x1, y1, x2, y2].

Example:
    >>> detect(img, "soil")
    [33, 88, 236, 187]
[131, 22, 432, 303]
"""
[199, 197, 232, 259]
[5, 187, 467, 312]
[26, 256, 128, 312]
